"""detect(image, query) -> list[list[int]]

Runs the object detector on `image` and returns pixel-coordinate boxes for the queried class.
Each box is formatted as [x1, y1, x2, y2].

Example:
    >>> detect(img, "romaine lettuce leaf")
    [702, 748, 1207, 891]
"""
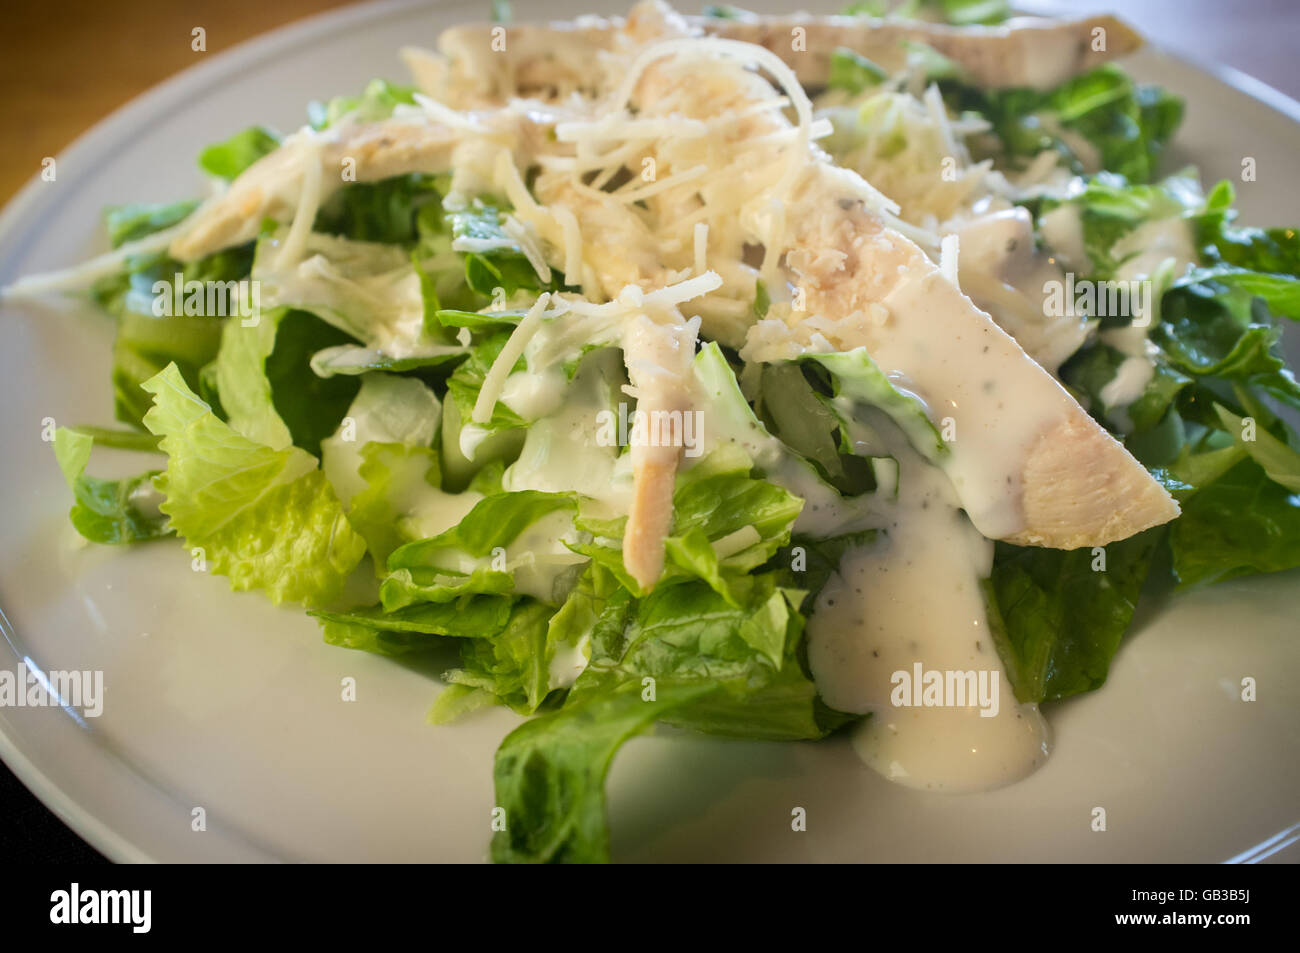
[440, 599, 557, 714]
[319, 372, 441, 504]
[51, 428, 170, 545]
[569, 572, 842, 741]
[388, 490, 584, 604]
[317, 617, 445, 657]
[103, 200, 198, 248]
[90, 201, 254, 428]
[982, 530, 1162, 704]
[215, 307, 360, 456]
[950, 66, 1182, 183]
[803, 348, 948, 458]
[140, 364, 365, 606]
[490, 679, 715, 864]
[311, 595, 513, 638]
[827, 48, 888, 95]
[571, 448, 802, 600]
[446, 202, 558, 297]
[1168, 456, 1300, 587]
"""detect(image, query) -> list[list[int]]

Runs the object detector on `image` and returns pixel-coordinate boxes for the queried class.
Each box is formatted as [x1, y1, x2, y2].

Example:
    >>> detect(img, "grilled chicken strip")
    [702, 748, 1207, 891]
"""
[693, 12, 1142, 92]
[429, 8, 1140, 104]
[168, 118, 464, 262]
[621, 311, 700, 589]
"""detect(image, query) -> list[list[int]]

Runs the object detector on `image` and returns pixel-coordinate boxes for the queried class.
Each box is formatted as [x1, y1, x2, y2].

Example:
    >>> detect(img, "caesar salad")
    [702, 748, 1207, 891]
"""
[7, 0, 1300, 863]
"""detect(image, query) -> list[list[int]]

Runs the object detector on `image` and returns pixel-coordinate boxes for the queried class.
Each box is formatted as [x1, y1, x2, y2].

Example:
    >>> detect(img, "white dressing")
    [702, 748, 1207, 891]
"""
[503, 349, 633, 513]
[807, 415, 1050, 792]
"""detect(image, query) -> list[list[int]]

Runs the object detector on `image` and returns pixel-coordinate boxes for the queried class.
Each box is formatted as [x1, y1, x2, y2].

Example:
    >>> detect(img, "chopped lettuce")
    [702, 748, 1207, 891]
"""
[983, 531, 1161, 704]
[1051, 171, 1300, 595]
[51, 428, 170, 545]
[90, 200, 255, 429]
[949, 65, 1183, 183]
[490, 680, 715, 864]
[319, 372, 441, 505]
[215, 307, 360, 456]
[827, 48, 889, 95]
[141, 364, 365, 606]
[1168, 457, 1300, 587]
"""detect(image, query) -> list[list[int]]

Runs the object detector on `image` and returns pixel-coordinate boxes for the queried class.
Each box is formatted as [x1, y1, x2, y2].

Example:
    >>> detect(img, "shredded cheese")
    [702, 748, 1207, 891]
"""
[693, 223, 708, 275]
[474, 293, 552, 424]
[275, 136, 325, 271]
[940, 233, 961, 290]
[502, 214, 553, 284]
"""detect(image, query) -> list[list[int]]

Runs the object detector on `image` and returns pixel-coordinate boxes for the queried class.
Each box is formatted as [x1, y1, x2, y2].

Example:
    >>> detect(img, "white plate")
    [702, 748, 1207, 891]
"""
[1, 0, 1297, 863]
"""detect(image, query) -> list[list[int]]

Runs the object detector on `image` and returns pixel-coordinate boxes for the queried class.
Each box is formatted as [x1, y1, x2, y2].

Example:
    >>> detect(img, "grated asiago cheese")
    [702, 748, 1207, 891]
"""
[551, 204, 583, 286]
[474, 293, 555, 424]
[939, 233, 961, 290]
[412, 92, 489, 132]
[274, 135, 326, 271]
[502, 214, 553, 284]
[606, 37, 818, 204]
[611, 163, 708, 203]
[556, 115, 709, 143]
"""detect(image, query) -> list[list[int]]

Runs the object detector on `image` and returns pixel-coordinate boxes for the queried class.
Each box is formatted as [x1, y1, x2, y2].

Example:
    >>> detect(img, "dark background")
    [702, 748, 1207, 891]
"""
[1, 0, 1296, 863]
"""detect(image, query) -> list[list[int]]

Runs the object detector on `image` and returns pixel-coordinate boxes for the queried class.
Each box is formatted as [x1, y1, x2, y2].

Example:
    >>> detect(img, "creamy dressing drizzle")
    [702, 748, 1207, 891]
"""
[806, 415, 1050, 792]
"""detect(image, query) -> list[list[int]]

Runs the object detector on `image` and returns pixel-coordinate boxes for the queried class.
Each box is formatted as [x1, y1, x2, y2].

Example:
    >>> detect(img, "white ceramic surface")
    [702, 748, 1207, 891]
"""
[0, 0, 1297, 863]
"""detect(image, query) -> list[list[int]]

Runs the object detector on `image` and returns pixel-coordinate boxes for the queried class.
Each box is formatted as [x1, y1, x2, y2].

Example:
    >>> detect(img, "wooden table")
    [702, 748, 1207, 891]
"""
[0, 0, 353, 202]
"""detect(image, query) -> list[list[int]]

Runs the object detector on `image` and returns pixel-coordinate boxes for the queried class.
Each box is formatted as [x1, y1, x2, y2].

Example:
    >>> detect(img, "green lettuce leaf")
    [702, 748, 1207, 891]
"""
[311, 595, 513, 639]
[951, 66, 1182, 183]
[51, 428, 170, 545]
[1168, 457, 1300, 587]
[319, 372, 441, 504]
[828, 48, 888, 95]
[441, 599, 557, 714]
[317, 617, 446, 657]
[140, 363, 366, 606]
[214, 307, 360, 456]
[982, 531, 1162, 703]
[490, 679, 715, 864]
[90, 201, 255, 428]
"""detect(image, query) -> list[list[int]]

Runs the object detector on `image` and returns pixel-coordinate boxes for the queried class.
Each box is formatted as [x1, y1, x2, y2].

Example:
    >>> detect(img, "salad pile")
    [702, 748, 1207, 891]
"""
[12, 0, 1300, 863]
